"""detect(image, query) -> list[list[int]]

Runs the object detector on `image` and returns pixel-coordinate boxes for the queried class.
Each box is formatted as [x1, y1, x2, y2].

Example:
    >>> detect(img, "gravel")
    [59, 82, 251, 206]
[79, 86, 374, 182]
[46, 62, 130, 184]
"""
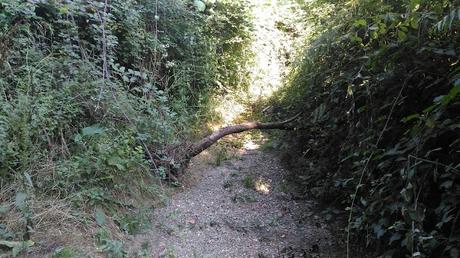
[127, 147, 344, 258]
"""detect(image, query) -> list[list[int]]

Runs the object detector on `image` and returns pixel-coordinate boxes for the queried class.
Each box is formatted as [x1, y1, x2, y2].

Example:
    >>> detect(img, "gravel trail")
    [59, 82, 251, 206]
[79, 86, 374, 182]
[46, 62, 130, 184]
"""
[128, 146, 343, 258]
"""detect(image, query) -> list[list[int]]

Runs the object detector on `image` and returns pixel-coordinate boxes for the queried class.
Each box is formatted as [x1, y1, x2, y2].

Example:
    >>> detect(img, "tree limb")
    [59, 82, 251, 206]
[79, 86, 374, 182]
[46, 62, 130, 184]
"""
[186, 113, 302, 160]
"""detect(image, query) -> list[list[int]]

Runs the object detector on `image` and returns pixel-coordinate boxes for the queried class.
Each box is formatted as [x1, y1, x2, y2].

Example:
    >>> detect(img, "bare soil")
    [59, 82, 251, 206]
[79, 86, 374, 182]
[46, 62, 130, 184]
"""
[127, 142, 344, 258]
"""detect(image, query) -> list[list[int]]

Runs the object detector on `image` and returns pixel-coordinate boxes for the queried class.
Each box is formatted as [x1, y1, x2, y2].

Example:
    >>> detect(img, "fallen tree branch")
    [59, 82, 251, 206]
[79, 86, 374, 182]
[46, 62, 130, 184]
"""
[154, 113, 305, 180]
[185, 113, 303, 160]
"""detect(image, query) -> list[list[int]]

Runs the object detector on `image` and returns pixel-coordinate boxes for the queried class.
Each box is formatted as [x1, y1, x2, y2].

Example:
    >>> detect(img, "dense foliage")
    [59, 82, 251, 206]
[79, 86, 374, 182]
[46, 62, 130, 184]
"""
[276, 0, 459, 256]
[0, 0, 252, 254]
[2, 0, 459, 256]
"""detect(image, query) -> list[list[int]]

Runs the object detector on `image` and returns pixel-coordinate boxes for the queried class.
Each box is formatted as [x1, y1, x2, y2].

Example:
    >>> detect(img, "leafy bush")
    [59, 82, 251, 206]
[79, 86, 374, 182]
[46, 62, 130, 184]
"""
[0, 0, 251, 189]
[274, 0, 460, 256]
[0, 0, 253, 253]
[205, 0, 253, 92]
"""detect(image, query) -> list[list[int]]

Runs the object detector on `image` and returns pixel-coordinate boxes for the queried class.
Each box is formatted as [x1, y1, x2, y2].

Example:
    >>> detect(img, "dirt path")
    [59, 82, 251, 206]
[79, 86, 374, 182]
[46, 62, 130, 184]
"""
[128, 142, 343, 257]
[126, 2, 343, 257]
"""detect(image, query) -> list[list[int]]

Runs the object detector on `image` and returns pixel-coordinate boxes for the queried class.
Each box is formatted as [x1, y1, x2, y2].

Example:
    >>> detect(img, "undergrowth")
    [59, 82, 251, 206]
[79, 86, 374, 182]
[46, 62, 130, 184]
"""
[0, 0, 253, 256]
[272, 0, 460, 257]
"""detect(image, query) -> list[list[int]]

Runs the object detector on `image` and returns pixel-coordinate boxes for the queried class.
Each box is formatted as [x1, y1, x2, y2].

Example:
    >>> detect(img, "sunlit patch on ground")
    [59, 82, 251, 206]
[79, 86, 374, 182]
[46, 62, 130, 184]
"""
[255, 178, 271, 194]
[243, 139, 260, 150]
[240, 131, 267, 152]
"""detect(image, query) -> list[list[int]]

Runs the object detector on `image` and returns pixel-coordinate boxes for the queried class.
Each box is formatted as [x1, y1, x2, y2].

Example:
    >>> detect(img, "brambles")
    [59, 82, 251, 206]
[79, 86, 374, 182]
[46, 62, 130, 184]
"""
[273, 0, 460, 256]
[0, 0, 253, 256]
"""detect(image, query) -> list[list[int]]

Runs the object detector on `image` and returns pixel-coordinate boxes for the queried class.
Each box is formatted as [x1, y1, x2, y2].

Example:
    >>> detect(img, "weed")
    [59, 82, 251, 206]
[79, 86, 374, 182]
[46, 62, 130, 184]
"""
[222, 180, 233, 189]
[136, 241, 150, 258]
[52, 247, 81, 258]
[242, 175, 255, 189]
[213, 146, 229, 166]
[229, 139, 245, 149]
[96, 229, 127, 258]
[114, 208, 152, 235]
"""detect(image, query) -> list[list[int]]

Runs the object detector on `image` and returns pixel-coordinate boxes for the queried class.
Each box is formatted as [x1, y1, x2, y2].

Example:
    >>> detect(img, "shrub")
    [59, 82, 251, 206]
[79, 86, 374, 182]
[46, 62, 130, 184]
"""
[274, 0, 460, 256]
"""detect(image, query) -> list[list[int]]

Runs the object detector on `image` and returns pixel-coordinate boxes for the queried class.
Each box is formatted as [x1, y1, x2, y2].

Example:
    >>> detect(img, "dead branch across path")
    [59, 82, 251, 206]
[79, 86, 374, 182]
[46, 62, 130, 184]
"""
[185, 113, 302, 161]
[153, 113, 304, 178]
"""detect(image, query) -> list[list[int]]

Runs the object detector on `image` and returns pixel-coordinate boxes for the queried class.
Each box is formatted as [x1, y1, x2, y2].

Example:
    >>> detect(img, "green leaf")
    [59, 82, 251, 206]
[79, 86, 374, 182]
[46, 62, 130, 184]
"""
[442, 83, 460, 105]
[312, 103, 326, 122]
[0, 240, 18, 248]
[425, 118, 435, 129]
[389, 233, 401, 244]
[397, 30, 407, 41]
[15, 192, 27, 210]
[402, 114, 420, 123]
[74, 133, 82, 143]
[436, 7, 460, 31]
[0, 240, 34, 257]
[347, 84, 353, 96]
[81, 125, 105, 137]
[95, 208, 106, 226]
[373, 224, 385, 239]
[107, 156, 126, 171]
[350, 35, 363, 43]
[0, 205, 9, 214]
[400, 185, 412, 202]
[24, 172, 33, 187]
[193, 0, 206, 12]
[410, 17, 419, 29]
[409, 0, 420, 11]
[58, 6, 69, 14]
[354, 19, 367, 27]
